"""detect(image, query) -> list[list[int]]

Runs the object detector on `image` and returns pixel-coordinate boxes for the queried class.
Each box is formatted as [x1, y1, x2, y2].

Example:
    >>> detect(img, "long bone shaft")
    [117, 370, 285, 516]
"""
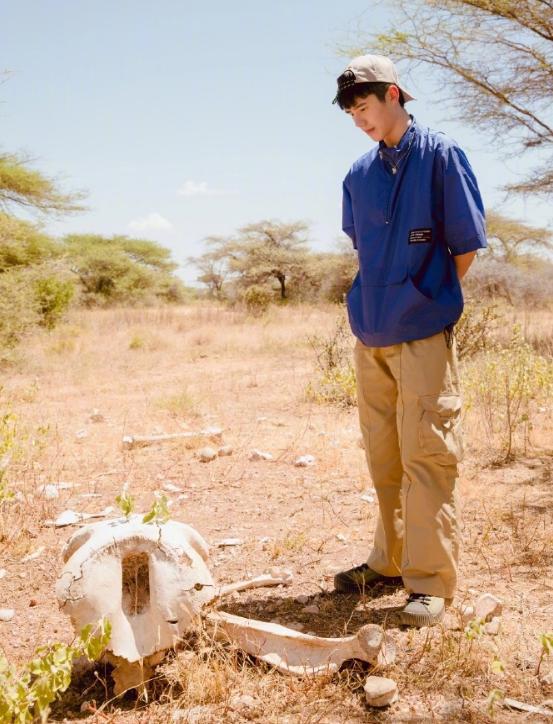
[206, 610, 396, 676]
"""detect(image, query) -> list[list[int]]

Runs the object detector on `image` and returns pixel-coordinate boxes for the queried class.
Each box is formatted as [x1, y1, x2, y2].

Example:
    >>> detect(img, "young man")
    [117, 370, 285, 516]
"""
[332, 55, 486, 626]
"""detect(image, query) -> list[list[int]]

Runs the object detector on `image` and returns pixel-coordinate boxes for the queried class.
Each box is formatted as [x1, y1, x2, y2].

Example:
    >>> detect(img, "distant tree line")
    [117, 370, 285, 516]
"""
[190, 214, 552, 310]
[0, 151, 188, 356]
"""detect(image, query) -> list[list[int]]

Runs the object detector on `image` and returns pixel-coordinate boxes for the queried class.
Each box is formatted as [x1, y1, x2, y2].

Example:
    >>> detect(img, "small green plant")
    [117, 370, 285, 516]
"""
[486, 688, 504, 716]
[0, 618, 111, 723]
[142, 492, 170, 524]
[115, 484, 135, 519]
[129, 333, 145, 350]
[464, 617, 485, 641]
[537, 631, 553, 675]
[463, 325, 553, 460]
[305, 316, 356, 408]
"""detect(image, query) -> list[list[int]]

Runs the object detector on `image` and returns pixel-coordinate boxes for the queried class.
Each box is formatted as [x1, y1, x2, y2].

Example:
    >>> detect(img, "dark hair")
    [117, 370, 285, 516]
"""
[337, 81, 405, 110]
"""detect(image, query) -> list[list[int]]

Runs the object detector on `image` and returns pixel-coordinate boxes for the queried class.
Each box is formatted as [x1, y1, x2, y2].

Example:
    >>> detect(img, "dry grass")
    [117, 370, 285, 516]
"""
[0, 301, 552, 722]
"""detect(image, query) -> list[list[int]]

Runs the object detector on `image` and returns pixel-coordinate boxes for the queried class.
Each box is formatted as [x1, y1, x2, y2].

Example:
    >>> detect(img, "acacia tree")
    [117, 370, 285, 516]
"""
[344, 0, 553, 195]
[486, 211, 552, 261]
[0, 152, 85, 215]
[219, 220, 311, 300]
[188, 235, 230, 298]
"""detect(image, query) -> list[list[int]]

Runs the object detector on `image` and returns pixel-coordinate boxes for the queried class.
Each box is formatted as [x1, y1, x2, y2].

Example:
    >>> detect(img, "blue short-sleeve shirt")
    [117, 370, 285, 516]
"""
[342, 117, 486, 347]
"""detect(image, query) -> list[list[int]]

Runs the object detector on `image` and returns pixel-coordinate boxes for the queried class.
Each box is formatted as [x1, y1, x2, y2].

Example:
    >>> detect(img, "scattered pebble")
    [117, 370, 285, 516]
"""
[336, 533, 347, 542]
[484, 616, 501, 635]
[29, 599, 38, 607]
[294, 455, 315, 467]
[162, 483, 183, 493]
[0, 569, 6, 580]
[259, 536, 271, 544]
[460, 605, 475, 626]
[541, 671, 553, 685]
[360, 491, 375, 503]
[229, 693, 256, 712]
[364, 676, 399, 707]
[88, 409, 105, 423]
[218, 445, 233, 456]
[47, 506, 114, 528]
[20, 546, 45, 563]
[475, 593, 502, 621]
[249, 449, 273, 461]
[197, 447, 217, 462]
[217, 538, 244, 547]
[75, 429, 88, 439]
[0, 609, 15, 622]
[302, 604, 320, 614]
[296, 594, 310, 605]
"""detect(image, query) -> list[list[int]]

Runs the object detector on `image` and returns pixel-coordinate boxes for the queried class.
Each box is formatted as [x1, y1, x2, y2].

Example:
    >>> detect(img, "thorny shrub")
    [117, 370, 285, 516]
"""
[242, 285, 273, 316]
[455, 301, 501, 360]
[463, 325, 553, 461]
[305, 315, 356, 407]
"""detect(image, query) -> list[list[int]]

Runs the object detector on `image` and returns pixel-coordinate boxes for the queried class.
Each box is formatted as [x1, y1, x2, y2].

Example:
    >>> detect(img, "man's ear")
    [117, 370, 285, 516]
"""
[387, 85, 400, 104]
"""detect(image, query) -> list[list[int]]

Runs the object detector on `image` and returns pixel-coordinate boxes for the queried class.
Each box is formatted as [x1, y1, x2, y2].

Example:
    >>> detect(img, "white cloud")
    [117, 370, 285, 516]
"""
[177, 180, 236, 197]
[128, 212, 173, 233]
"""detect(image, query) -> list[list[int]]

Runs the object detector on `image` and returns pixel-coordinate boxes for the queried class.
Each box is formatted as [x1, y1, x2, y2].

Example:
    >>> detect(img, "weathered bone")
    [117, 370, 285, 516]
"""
[215, 569, 293, 599]
[122, 427, 223, 449]
[57, 517, 395, 695]
[56, 516, 216, 663]
[206, 611, 396, 675]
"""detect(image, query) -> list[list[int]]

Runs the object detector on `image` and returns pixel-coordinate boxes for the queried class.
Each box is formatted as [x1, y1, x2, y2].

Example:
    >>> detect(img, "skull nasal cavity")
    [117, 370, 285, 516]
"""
[122, 552, 150, 615]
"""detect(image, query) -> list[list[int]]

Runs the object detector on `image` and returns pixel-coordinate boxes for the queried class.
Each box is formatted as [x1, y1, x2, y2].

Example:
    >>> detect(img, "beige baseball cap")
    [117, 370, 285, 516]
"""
[332, 54, 415, 105]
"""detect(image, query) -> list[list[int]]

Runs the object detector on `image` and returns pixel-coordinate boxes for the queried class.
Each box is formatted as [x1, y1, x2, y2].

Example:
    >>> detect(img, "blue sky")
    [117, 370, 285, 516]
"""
[1, 0, 551, 284]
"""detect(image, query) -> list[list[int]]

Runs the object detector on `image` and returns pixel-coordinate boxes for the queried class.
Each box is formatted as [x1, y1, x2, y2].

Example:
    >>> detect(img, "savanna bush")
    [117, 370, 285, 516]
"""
[463, 325, 553, 461]
[464, 256, 552, 308]
[243, 285, 273, 315]
[306, 315, 357, 407]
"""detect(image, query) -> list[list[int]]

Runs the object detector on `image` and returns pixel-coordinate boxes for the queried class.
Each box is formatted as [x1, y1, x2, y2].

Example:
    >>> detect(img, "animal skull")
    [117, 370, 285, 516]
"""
[57, 516, 395, 694]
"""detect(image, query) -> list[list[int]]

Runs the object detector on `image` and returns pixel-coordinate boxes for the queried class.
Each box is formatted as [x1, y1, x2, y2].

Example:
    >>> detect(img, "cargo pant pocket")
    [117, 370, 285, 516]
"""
[418, 393, 463, 464]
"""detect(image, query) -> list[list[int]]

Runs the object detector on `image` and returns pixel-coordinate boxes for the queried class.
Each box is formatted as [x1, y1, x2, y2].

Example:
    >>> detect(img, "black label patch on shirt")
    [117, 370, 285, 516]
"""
[408, 228, 432, 245]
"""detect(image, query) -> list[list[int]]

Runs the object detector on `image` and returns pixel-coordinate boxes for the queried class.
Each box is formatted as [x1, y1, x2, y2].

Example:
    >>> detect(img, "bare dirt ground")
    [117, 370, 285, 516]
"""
[1, 303, 552, 723]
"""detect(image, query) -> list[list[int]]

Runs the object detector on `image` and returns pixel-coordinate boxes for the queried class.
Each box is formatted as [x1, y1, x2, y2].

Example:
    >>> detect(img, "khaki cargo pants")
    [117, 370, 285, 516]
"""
[354, 330, 462, 599]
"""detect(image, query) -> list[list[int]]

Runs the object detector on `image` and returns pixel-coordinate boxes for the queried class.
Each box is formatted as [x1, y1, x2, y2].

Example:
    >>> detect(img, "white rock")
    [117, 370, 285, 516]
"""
[541, 671, 553, 685]
[360, 491, 375, 503]
[75, 429, 88, 439]
[249, 449, 273, 461]
[364, 676, 399, 707]
[0, 569, 6, 579]
[162, 483, 183, 493]
[302, 604, 320, 614]
[218, 445, 233, 456]
[294, 455, 315, 467]
[21, 546, 45, 563]
[475, 593, 502, 622]
[48, 506, 114, 528]
[217, 538, 243, 547]
[336, 533, 347, 542]
[269, 567, 293, 583]
[172, 705, 213, 723]
[230, 693, 256, 711]
[259, 536, 271, 544]
[484, 616, 501, 635]
[197, 446, 217, 462]
[0, 609, 15, 622]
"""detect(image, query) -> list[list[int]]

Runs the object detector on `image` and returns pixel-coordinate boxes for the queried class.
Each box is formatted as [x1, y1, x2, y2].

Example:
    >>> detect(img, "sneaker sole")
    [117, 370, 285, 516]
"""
[399, 609, 445, 627]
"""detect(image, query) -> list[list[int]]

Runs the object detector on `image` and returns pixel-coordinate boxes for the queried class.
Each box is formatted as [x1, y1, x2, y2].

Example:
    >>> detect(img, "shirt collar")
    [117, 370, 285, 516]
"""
[378, 115, 417, 163]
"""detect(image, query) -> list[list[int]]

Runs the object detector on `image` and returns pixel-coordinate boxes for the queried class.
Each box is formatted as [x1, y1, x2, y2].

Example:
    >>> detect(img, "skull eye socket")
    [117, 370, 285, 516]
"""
[194, 583, 203, 591]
